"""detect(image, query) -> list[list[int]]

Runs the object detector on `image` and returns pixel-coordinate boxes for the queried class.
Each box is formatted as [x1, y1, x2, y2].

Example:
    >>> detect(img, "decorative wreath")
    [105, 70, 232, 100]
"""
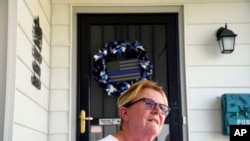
[92, 40, 153, 96]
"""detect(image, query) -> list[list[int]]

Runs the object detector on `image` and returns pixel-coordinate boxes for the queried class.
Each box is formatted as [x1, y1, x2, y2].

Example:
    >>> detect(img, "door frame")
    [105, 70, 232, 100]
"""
[72, 5, 186, 141]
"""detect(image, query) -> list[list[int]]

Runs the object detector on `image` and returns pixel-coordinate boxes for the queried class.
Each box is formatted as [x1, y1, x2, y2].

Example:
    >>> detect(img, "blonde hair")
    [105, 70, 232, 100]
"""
[117, 80, 168, 130]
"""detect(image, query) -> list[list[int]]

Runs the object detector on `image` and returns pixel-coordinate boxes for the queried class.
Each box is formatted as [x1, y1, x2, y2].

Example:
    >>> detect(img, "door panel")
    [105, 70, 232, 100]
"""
[77, 14, 182, 141]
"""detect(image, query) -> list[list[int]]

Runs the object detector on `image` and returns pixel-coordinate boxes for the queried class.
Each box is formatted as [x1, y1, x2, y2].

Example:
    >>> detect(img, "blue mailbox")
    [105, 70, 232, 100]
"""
[221, 94, 250, 135]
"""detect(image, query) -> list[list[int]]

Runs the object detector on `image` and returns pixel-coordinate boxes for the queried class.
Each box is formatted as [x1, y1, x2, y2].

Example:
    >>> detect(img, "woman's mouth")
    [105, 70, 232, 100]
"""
[148, 119, 159, 125]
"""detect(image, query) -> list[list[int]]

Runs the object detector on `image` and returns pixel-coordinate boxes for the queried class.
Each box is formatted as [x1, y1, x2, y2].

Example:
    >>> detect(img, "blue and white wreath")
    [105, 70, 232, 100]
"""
[92, 40, 153, 96]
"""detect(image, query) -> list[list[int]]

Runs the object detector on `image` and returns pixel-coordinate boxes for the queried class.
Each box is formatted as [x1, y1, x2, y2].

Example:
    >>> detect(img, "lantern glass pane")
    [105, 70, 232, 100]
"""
[222, 37, 235, 50]
[219, 39, 224, 52]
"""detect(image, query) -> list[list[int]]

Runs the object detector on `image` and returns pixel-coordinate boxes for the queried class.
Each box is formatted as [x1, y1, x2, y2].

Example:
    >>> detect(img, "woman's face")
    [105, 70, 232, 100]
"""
[126, 88, 167, 136]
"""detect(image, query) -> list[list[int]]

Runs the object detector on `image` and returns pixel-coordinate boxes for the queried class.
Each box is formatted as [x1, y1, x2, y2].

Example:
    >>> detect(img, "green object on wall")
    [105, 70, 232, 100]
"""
[221, 94, 250, 135]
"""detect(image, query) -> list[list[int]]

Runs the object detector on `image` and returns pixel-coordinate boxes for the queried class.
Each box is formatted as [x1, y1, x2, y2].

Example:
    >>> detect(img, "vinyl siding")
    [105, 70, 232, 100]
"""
[13, 0, 51, 141]
[49, 3, 70, 141]
[6, 0, 250, 141]
[185, 2, 250, 141]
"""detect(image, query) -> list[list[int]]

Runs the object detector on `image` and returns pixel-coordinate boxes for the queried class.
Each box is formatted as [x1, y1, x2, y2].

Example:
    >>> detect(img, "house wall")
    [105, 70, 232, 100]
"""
[50, 3, 71, 141]
[185, 3, 250, 141]
[4, 0, 250, 141]
[51, 1, 249, 141]
[51, 1, 250, 141]
[11, 0, 51, 141]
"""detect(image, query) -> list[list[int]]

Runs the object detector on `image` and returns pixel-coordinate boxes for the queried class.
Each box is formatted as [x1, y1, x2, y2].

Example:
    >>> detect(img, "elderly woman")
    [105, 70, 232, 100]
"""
[98, 80, 170, 141]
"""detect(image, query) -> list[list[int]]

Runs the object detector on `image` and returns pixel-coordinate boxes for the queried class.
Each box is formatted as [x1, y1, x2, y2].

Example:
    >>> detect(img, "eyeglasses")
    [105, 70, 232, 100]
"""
[124, 98, 170, 116]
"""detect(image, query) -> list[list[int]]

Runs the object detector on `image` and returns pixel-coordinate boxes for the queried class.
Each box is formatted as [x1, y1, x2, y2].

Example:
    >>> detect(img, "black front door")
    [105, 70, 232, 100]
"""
[77, 13, 182, 141]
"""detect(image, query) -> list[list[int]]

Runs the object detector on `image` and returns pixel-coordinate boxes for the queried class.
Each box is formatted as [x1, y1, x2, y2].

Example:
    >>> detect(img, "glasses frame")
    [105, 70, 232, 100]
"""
[124, 97, 170, 116]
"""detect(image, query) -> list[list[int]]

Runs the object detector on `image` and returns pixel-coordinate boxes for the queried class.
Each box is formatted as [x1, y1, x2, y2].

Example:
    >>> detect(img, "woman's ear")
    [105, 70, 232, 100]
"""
[119, 107, 129, 122]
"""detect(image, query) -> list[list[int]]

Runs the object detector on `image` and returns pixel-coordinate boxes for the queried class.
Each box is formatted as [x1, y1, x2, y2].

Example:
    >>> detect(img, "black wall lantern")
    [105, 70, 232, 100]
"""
[216, 23, 237, 54]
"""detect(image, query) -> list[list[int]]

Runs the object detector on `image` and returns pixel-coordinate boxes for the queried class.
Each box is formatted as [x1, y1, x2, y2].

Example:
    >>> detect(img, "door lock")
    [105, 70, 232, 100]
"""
[80, 110, 93, 134]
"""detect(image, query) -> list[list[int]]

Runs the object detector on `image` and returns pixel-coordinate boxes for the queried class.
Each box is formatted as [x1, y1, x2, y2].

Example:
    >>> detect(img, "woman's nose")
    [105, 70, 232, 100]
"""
[151, 105, 161, 115]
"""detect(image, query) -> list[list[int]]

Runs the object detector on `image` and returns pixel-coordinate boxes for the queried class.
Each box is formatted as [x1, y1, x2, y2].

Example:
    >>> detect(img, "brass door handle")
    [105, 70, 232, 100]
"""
[80, 110, 93, 134]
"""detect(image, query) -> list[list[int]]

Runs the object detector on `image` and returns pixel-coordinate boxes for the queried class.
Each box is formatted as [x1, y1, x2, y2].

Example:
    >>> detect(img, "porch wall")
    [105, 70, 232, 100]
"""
[185, 2, 250, 141]
[13, 0, 51, 141]
[9, 0, 250, 141]
[50, 1, 250, 141]
[50, 3, 71, 141]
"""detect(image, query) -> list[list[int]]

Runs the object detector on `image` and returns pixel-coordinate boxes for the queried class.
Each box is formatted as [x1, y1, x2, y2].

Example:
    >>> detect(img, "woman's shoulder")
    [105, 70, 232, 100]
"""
[97, 135, 118, 141]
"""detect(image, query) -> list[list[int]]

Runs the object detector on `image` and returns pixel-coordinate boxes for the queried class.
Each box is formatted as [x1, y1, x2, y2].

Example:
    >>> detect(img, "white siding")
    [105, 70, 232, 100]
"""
[50, 1, 250, 141]
[185, 2, 250, 141]
[50, 3, 70, 141]
[14, 0, 51, 140]
[9, 0, 250, 141]
[13, 124, 47, 141]
[14, 90, 48, 133]
[15, 59, 49, 109]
